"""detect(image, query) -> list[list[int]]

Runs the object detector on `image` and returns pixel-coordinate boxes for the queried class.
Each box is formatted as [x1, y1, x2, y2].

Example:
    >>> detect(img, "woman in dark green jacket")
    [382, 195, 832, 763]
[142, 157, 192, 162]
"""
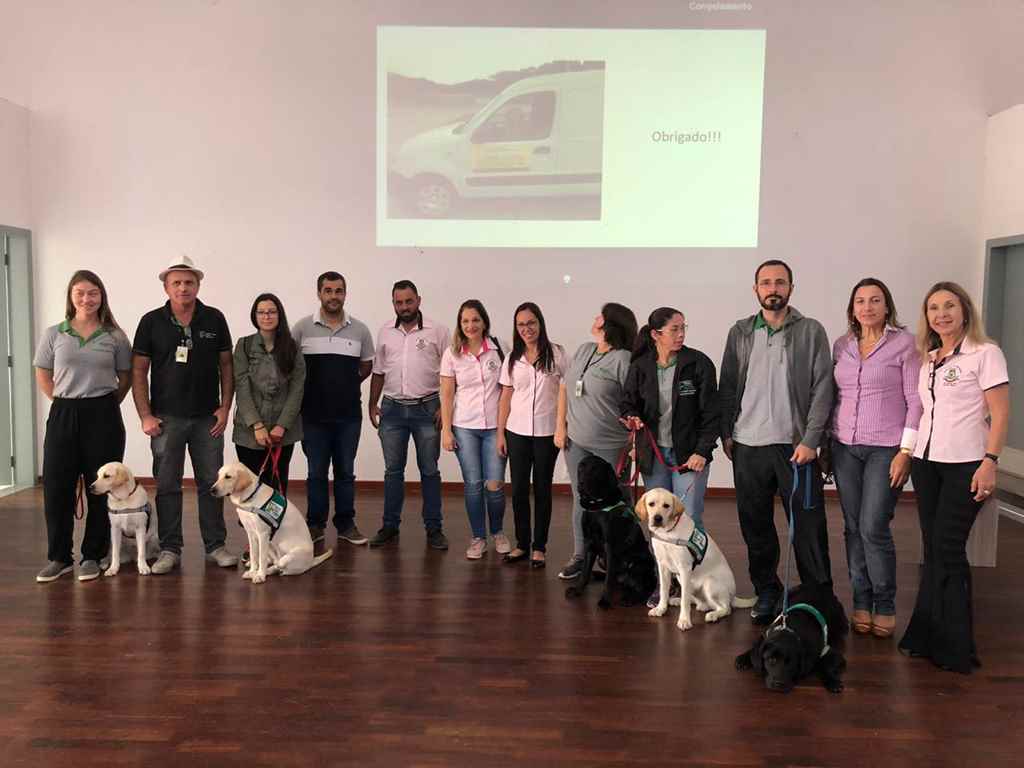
[232, 293, 305, 493]
[620, 306, 720, 530]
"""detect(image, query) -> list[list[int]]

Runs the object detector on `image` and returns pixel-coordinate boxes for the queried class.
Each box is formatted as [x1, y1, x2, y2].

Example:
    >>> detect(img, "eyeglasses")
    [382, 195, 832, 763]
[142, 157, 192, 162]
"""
[656, 324, 688, 335]
[255, 310, 278, 317]
[516, 321, 539, 330]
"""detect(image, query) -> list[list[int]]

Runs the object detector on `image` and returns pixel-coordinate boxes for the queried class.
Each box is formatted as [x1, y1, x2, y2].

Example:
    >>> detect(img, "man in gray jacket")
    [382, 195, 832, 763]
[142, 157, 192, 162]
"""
[719, 260, 834, 623]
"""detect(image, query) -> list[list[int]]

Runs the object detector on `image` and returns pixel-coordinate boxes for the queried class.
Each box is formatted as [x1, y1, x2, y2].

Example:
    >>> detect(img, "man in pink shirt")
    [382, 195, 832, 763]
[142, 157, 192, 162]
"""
[367, 281, 451, 549]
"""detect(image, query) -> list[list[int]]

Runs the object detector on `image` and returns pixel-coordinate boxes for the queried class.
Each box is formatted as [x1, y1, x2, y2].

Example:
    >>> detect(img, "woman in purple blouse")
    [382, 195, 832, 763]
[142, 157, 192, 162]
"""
[831, 278, 922, 638]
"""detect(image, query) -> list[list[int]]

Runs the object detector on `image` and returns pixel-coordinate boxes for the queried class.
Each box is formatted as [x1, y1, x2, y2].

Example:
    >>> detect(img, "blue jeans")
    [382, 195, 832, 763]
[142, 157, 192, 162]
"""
[452, 426, 507, 539]
[642, 445, 710, 530]
[151, 413, 225, 555]
[564, 440, 630, 560]
[379, 397, 442, 531]
[831, 441, 901, 615]
[303, 417, 362, 533]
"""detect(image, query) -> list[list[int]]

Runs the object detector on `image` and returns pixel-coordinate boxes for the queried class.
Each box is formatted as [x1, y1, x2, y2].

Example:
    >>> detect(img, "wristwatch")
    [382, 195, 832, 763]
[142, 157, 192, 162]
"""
[984, 453, 1000, 464]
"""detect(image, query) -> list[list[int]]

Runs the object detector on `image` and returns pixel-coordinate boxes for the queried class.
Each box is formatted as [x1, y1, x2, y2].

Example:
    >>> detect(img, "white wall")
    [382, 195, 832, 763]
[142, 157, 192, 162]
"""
[982, 104, 1024, 243]
[1, 1, 1015, 487]
[0, 98, 30, 228]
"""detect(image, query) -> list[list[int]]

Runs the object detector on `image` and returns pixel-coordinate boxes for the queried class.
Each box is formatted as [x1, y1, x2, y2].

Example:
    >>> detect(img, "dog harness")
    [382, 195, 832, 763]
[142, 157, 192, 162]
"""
[767, 602, 830, 658]
[650, 527, 709, 569]
[240, 482, 287, 539]
[108, 500, 153, 523]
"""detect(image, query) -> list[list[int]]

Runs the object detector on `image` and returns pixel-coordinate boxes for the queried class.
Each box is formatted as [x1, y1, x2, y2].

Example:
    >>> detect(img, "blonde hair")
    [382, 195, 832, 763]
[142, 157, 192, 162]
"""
[916, 281, 990, 358]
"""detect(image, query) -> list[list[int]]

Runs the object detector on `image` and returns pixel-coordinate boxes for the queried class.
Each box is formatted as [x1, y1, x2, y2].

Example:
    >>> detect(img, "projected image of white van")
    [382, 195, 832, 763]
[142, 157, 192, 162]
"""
[386, 65, 605, 220]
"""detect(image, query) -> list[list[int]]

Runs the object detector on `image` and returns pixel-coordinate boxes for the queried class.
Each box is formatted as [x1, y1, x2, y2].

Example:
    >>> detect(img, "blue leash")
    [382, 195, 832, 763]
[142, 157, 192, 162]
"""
[779, 461, 814, 626]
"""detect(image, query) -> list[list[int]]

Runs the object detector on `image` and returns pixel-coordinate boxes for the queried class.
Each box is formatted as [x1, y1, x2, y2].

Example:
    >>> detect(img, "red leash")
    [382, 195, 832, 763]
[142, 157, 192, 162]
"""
[615, 425, 694, 503]
[74, 475, 87, 520]
[258, 444, 284, 498]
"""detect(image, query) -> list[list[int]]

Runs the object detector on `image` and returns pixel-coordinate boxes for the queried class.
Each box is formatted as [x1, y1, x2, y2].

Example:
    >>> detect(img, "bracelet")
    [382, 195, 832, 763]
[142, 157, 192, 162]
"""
[253, 423, 265, 430]
[984, 453, 999, 464]
[899, 448, 913, 456]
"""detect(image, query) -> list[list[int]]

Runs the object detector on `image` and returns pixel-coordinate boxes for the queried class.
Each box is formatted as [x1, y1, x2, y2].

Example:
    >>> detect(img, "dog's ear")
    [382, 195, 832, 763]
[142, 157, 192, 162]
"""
[121, 465, 134, 487]
[634, 492, 648, 522]
[673, 494, 685, 519]
[232, 465, 253, 493]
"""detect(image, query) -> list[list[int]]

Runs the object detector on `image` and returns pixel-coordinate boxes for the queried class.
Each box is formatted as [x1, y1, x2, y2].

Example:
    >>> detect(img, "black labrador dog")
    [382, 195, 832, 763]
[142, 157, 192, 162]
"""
[565, 455, 656, 609]
[735, 582, 849, 693]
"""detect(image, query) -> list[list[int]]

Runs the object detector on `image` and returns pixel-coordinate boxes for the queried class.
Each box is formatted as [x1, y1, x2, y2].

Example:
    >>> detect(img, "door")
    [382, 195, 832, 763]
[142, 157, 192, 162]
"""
[0, 233, 13, 487]
[465, 90, 557, 195]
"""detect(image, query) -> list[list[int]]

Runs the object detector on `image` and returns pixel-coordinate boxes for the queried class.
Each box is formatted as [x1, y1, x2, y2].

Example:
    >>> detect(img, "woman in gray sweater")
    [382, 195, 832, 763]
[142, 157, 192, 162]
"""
[232, 293, 305, 493]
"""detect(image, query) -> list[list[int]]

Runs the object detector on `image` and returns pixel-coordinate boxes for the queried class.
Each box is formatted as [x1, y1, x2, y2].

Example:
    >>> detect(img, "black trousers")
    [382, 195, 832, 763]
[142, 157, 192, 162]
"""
[506, 431, 560, 552]
[732, 442, 833, 595]
[42, 394, 126, 564]
[235, 443, 295, 495]
[899, 459, 983, 673]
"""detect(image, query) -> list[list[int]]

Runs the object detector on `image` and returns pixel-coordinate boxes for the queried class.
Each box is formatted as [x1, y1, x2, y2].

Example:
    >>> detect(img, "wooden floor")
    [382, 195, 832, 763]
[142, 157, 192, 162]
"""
[3, 486, 1024, 768]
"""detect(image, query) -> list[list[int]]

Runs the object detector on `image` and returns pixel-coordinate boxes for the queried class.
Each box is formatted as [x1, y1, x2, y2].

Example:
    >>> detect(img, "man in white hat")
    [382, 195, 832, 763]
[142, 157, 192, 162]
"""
[131, 256, 238, 573]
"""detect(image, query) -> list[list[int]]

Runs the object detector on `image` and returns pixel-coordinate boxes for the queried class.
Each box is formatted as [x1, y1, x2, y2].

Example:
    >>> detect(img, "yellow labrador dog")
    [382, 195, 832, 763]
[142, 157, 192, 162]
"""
[89, 462, 160, 576]
[636, 488, 755, 631]
[211, 463, 332, 583]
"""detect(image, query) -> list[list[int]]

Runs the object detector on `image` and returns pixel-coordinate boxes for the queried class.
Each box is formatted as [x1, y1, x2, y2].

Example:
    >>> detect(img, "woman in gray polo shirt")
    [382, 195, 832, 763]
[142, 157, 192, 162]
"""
[33, 270, 132, 583]
[554, 302, 637, 580]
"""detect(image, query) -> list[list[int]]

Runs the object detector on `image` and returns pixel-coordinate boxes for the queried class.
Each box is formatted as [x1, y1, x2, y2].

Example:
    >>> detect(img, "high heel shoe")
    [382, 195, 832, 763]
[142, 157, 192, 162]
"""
[503, 549, 529, 564]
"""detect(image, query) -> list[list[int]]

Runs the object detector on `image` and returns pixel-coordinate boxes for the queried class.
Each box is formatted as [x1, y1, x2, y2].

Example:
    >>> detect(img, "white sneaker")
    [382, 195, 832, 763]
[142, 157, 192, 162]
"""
[206, 547, 239, 567]
[465, 537, 487, 560]
[492, 533, 512, 555]
[151, 551, 180, 575]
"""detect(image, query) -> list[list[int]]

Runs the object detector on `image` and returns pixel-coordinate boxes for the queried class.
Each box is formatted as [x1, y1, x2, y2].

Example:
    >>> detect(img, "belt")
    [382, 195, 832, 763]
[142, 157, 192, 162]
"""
[384, 393, 440, 406]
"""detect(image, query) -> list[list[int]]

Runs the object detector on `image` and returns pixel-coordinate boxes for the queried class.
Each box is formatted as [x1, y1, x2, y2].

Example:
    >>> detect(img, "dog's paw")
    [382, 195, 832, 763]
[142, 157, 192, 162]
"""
[648, 605, 667, 617]
[137, 564, 151, 576]
[565, 586, 583, 599]
[252, 573, 266, 584]
[104, 567, 119, 577]
[676, 618, 693, 631]
[598, 595, 612, 610]
[668, 597, 682, 606]
[242, 570, 254, 580]
[735, 653, 753, 671]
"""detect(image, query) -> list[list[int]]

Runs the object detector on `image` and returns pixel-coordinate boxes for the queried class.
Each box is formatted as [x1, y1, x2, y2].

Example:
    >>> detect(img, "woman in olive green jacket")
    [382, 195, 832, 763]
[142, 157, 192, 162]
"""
[232, 293, 305, 493]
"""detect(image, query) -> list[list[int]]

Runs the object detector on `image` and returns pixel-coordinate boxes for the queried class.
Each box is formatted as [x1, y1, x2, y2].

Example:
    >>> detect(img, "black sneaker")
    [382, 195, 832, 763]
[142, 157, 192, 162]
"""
[338, 525, 369, 546]
[369, 527, 400, 548]
[558, 557, 584, 580]
[751, 590, 781, 625]
[308, 525, 325, 544]
[426, 529, 449, 550]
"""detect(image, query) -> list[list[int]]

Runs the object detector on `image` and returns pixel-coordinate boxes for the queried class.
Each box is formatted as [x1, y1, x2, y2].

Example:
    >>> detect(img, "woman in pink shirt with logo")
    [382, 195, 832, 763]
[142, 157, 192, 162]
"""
[440, 300, 510, 560]
[496, 302, 567, 569]
[899, 282, 1010, 673]
[831, 278, 922, 638]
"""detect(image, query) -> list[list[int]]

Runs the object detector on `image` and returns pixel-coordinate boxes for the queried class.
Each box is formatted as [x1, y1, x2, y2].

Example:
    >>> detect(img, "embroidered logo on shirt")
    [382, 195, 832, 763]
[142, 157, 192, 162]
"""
[942, 366, 961, 385]
[416, 338, 427, 351]
[198, 330, 217, 340]
[678, 379, 697, 396]
[487, 359, 499, 372]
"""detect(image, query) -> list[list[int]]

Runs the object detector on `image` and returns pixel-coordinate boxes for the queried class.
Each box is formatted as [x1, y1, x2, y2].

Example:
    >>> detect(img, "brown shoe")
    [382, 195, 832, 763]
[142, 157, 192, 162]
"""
[852, 610, 872, 634]
[871, 614, 896, 638]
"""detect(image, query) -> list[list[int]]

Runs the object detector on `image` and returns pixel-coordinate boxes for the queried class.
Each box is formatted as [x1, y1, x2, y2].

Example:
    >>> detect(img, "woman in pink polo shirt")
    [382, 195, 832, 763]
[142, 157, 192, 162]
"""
[496, 302, 567, 569]
[830, 278, 922, 638]
[440, 299, 510, 560]
[899, 282, 1010, 673]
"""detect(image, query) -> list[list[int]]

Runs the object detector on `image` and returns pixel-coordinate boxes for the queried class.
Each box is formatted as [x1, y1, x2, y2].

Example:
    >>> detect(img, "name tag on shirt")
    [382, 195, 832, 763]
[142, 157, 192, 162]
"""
[176, 346, 189, 364]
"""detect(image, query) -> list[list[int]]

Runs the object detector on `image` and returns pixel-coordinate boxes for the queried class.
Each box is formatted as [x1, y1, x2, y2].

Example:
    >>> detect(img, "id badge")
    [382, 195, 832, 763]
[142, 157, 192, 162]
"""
[175, 345, 189, 364]
[574, 379, 584, 397]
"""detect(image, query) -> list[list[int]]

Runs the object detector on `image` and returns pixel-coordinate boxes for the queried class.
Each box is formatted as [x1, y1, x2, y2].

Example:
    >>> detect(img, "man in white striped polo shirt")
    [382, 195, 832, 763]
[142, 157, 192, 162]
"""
[292, 271, 375, 547]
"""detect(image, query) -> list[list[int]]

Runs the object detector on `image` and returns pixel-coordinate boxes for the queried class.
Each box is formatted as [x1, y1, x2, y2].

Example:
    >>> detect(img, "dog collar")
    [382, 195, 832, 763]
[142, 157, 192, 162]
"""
[768, 602, 830, 658]
[595, 500, 639, 523]
[240, 481, 264, 505]
[109, 501, 152, 519]
[651, 527, 708, 569]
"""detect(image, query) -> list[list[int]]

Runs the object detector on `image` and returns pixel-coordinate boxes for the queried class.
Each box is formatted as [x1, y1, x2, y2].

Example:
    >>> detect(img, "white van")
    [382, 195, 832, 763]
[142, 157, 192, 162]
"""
[390, 69, 605, 217]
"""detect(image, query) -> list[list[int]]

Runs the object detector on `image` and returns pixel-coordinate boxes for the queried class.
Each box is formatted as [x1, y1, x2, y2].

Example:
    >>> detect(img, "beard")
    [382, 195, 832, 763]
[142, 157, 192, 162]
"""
[759, 293, 789, 311]
[397, 309, 419, 324]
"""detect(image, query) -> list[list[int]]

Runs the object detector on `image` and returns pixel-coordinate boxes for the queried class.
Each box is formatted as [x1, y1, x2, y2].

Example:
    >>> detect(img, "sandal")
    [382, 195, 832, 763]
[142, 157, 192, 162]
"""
[871, 614, 896, 638]
[851, 610, 872, 634]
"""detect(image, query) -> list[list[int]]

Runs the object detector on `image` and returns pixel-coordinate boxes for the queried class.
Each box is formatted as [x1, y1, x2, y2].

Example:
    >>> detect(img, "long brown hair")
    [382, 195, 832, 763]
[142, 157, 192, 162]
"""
[451, 299, 502, 359]
[249, 293, 298, 375]
[916, 281, 990, 357]
[65, 270, 120, 331]
[845, 277, 903, 339]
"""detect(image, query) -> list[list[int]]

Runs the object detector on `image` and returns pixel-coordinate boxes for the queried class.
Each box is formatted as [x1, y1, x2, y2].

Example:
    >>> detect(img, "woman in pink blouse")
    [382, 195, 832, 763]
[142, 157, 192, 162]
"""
[496, 302, 567, 569]
[440, 300, 509, 561]
[831, 278, 922, 638]
[899, 282, 1009, 673]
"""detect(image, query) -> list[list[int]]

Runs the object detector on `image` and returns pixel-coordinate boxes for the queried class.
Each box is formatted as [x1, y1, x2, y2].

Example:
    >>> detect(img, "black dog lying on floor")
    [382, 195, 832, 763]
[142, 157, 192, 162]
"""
[735, 582, 849, 693]
[565, 456, 656, 609]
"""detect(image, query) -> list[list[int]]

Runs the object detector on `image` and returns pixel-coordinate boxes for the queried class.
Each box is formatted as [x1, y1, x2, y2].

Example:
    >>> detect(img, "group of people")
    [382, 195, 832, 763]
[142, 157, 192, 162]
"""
[33, 257, 1009, 676]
